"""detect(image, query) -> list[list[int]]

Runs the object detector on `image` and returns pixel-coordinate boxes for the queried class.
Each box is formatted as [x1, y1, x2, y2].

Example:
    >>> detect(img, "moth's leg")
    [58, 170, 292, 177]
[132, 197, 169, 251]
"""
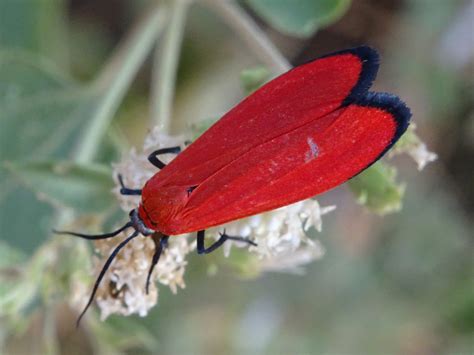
[196, 230, 227, 254]
[222, 230, 258, 246]
[119, 146, 182, 194]
[145, 233, 169, 294]
[148, 146, 181, 169]
[117, 174, 142, 196]
[196, 230, 257, 255]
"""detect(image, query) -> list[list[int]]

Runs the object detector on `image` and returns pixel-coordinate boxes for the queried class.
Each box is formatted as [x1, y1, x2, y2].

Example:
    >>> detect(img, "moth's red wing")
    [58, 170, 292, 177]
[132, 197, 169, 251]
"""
[168, 93, 410, 233]
[155, 47, 378, 187]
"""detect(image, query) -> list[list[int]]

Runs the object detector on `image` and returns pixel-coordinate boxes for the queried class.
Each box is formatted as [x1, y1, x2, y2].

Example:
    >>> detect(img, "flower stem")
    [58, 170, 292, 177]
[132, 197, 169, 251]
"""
[48, 5, 170, 303]
[75, 5, 168, 163]
[202, 0, 291, 74]
[150, 0, 191, 132]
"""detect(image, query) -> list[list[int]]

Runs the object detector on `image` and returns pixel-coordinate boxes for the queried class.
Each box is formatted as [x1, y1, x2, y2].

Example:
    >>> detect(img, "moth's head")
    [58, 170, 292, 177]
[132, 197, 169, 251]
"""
[129, 208, 154, 236]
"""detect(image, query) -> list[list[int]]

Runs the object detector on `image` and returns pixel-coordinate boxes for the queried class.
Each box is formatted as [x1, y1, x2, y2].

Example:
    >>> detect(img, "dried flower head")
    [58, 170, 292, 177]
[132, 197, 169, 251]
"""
[87, 127, 332, 318]
[210, 199, 334, 260]
[94, 235, 159, 320]
[209, 199, 333, 275]
[91, 234, 193, 320]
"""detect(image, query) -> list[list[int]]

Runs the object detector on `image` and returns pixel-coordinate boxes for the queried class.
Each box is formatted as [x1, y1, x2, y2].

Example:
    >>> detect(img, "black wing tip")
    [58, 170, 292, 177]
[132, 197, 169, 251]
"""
[337, 46, 380, 106]
[347, 92, 412, 180]
[296, 46, 380, 106]
[357, 92, 412, 154]
[319, 45, 379, 61]
[323, 47, 411, 144]
[316, 46, 380, 106]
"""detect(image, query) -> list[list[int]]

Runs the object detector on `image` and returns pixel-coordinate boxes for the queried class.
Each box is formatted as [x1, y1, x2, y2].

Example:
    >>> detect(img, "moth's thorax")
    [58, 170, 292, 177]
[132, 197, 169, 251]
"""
[139, 179, 191, 235]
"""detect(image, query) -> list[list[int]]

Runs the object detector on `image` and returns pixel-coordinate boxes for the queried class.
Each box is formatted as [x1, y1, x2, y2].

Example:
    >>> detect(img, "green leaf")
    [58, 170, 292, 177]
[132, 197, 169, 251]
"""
[0, 0, 69, 65]
[0, 86, 99, 252]
[0, 7, 163, 251]
[245, 0, 351, 38]
[0, 241, 26, 268]
[240, 65, 271, 94]
[0, 91, 99, 161]
[0, 275, 39, 323]
[348, 162, 405, 215]
[91, 316, 160, 354]
[5, 161, 114, 213]
[0, 50, 75, 106]
[0, 52, 91, 252]
[0, 51, 108, 252]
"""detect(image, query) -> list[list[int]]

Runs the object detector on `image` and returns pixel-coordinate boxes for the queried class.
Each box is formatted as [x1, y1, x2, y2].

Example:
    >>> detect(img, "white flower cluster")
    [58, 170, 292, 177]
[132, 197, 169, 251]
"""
[407, 142, 438, 171]
[210, 200, 334, 273]
[390, 125, 437, 171]
[90, 127, 332, 319]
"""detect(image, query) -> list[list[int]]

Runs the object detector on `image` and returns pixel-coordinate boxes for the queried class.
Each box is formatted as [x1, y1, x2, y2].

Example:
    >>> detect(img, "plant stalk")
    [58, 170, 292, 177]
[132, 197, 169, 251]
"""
[202, 0, 291, 74]
[75, 6, 168, 163]
[150, 0, 191, 132]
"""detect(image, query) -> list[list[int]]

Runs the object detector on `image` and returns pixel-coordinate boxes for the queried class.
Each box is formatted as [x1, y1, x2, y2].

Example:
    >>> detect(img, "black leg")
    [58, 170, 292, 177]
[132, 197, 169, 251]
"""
[118, 174, 142, 196]
[145, 233, 169, 294]
[148, 146, 181, 169]
[196, 230, 257, 255]
[196, 230, 227, 254]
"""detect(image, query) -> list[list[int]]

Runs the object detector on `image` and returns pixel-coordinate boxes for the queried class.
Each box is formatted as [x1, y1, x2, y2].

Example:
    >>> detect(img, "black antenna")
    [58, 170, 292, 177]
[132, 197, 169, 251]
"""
[53, 222, 133, 240]
[145, 235, 169, 294]
[76, 230, 139, 327]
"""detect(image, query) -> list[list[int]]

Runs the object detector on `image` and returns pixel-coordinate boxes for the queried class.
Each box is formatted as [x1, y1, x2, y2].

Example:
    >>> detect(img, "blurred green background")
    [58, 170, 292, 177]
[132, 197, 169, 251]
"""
[0, 0, 473, 354]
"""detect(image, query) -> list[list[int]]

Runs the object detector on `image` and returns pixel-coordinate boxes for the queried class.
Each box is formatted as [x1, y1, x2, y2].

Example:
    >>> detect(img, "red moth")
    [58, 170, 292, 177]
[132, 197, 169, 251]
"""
[56, 46, 410, 324]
